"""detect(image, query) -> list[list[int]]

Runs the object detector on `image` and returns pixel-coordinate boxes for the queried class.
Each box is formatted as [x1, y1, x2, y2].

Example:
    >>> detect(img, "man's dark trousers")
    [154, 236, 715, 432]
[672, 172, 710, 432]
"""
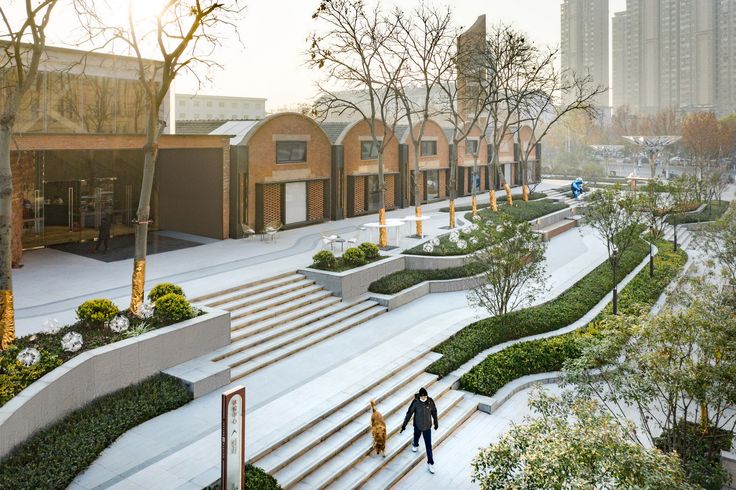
[413, 427, 434, 464]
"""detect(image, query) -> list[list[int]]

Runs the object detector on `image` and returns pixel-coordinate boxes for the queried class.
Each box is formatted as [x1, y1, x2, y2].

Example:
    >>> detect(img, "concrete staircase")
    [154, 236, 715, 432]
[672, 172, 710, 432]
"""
[245, 349, 476, 489]
[544, 188, 582, 207]
[663, 225, 693, 250]
[191, 272, 387, 381]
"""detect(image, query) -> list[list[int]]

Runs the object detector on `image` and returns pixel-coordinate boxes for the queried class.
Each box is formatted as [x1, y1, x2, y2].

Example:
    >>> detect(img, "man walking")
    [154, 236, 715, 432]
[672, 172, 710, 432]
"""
[400, 387, 438, 474]
[94, 216, 111, 253]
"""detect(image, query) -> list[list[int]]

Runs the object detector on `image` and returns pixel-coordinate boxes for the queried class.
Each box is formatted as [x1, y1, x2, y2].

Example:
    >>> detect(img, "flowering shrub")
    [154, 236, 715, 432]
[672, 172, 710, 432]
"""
[76, 299, 119, 325]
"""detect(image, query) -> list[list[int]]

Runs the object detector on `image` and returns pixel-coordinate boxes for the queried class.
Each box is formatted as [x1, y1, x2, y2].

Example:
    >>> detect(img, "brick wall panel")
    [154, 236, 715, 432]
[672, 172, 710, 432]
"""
[385, 175, 395, 209]
[307, 180, 325, 221]
[354, 176, 365, 214]
[263, 183, 281, 227]
[439, 170, 447, 199]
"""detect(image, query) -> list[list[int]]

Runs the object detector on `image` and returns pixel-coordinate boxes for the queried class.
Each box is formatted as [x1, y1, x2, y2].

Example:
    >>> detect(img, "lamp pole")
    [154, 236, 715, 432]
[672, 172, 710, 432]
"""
[648, 228, 654, 278]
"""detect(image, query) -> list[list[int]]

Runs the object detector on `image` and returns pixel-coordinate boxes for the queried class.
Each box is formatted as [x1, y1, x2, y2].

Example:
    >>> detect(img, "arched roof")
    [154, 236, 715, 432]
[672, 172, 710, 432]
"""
[399, 118, 451, 145]
[210, 112, 331, 146]
[333, 118, 400, 145]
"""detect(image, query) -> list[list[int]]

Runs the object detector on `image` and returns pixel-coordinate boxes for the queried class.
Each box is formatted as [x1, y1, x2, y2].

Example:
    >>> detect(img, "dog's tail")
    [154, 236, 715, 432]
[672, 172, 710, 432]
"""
[370, 399, 377, 412]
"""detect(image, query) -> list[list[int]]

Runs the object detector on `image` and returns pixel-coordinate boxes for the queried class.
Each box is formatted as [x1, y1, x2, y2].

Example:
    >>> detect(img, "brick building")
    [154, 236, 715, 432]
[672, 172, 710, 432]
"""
[398, 119, 451, 205]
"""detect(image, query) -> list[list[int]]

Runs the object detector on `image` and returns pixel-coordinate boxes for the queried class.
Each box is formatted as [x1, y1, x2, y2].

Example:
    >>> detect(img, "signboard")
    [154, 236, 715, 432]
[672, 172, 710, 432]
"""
[221, 386, 246, 490]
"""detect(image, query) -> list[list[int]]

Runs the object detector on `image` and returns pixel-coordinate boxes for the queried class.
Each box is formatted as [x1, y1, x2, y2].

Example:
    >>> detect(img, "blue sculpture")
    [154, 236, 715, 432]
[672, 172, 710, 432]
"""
[571, 178, 584, 199]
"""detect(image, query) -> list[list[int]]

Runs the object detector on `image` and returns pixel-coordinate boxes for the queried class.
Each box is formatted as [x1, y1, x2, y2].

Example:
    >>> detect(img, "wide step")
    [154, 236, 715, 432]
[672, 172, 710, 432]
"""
[215, 278, 317, 311]
[290, 381, 463, 490]
[229, 305, 386, 380]
[191, 272, 299, 304]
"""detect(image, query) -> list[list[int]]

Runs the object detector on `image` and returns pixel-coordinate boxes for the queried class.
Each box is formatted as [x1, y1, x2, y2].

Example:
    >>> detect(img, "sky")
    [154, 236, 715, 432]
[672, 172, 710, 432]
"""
[38, 0, 626, 112]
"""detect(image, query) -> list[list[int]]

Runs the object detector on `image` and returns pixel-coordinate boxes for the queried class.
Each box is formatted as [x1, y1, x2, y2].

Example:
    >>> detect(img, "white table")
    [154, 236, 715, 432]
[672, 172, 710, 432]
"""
[401, 215, 431, 238]
[364, 220, 404, 247]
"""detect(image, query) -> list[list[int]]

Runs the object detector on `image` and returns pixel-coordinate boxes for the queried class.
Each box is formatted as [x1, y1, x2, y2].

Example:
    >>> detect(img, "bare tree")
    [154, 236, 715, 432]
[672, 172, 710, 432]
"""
[79, 0, 244, 313]
[393, 2, 452, 235]
[310, 0, 405, 247]
[0, 0, 60, 349]
[483, 24, 538, 210]
[513, 54, 604, 201]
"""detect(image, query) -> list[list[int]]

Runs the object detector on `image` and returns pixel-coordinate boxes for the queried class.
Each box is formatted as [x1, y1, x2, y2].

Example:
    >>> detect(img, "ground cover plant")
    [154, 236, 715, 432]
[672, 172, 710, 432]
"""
[404, 199, 567, 257]
[437, 192, 547, 212]
[368, 262, 486, 295]
[0, 283, 197, 406]
[668, 199, 730, 224]
[204, 465, 282, 489]
[426, 238, 650, 377]
[458, 238, 687, 396]
[309, 243, 386, 272]
[0, 374, 192, 489]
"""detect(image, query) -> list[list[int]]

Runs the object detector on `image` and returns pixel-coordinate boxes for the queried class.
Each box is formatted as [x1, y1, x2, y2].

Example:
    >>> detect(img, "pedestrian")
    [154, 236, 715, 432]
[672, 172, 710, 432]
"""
[400, 387, 438, 474]
[95, 216, 111, 253]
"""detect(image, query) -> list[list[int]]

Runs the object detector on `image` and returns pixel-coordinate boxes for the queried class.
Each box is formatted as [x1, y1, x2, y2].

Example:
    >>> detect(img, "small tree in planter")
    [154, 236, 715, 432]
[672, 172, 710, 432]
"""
[584, 185, 642, 314]
[467, 215, 547, 316]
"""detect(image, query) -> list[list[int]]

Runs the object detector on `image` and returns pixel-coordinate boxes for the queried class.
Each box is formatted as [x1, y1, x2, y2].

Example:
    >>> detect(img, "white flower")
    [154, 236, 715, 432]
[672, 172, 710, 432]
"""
[430, 238, 440, 246]
[42, 318, 61, 335]
[423, 243, 435, 253]
[449, 231, 460, 242]
[470, 223, 479, 231]
[61, 332, 83, 353]
[107, 315, 130, 333]
[16, 347, 41, 367]
[470, 237, 479, 245]
[461, 226, 472, 234]
[137, 302, 155, 320]
[496, 225, 504, 233]
[472, 214, 481, 222]
[457, 239, 467, 250]
[485, 220, 494, 227]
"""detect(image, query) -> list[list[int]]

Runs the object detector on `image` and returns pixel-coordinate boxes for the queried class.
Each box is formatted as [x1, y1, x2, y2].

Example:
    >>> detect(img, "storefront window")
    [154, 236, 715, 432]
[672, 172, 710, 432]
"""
[426, 170, 439, 200]
[367, 175, 381, 211]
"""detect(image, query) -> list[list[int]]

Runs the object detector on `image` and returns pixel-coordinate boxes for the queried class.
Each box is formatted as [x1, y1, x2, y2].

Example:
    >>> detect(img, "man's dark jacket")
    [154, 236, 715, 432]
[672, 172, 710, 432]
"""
[401, 394, 438, 432]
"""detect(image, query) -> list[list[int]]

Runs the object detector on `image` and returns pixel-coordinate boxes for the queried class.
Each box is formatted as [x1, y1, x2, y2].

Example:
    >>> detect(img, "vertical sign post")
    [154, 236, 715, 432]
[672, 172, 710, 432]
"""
[221, 386, 246, 490]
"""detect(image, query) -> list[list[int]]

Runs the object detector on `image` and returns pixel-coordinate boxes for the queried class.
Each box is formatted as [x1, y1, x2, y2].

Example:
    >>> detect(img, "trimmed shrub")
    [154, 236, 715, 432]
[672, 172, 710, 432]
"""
[155, 293, 194, 323]
[76, 299, 119, 324]
[0, 374, 191, 489]
[312, 250, 337, 270]
[358, 242, 381, 261]
[342, 247, 367, 267]
[203, 465, 282, 490]
[148, 283, 185, 302]
[459, 239, 687, 396]
[369, 263, 485, 295]
[668, 200, 730, 224]
[427, 239, 651, 377]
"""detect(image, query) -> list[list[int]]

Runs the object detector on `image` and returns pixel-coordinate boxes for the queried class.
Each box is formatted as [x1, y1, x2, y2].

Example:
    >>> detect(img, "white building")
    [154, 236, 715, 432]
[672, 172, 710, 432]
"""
[175, 94, 267, 121]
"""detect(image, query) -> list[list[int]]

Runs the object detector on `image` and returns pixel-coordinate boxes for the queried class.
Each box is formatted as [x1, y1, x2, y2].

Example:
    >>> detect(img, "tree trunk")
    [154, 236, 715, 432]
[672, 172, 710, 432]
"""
[0, 128, 14, 349]
[378, 151, 387, 247]
[521, 159, 529, 202]
[448, 143, 457, 229]
[413, 145, 422, 237]
[611, 263, 618, 315]
[129, 114, 163, 313]
[673, 221, 678, 252]
[471, 154, 478, 216]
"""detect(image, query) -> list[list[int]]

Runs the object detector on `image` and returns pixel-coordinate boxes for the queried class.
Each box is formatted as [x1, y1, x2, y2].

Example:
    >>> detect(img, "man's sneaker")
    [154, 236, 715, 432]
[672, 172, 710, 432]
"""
[427, 463, 435, 474]
[411, 445, 418, 453]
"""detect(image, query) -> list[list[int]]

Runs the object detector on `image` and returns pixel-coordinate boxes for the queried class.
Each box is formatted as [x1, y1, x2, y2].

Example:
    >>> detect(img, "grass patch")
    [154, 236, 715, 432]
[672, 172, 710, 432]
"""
[0, 374, 192, 489]
[426, 238, 651, 377]
[459, 239, 687, 396]
[668, 200, 730, 224]
[368, 262, 486, 295]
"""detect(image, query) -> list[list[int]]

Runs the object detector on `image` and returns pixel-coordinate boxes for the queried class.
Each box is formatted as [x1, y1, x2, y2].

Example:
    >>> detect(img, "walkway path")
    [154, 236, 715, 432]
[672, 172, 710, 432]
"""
[15, 183, 558, 336]
[70, 225, 608, 489]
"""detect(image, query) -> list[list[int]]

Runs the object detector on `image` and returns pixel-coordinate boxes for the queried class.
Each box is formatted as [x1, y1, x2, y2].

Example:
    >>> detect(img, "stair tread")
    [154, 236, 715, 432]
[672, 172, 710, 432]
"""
[232, 290, 335, 323]
[297, 387, 465, 490]
[360, 398, 478, 490]
[229, 306, 386, 379]
[230, 299, 360, 340]
[228, 301, 378, 352]
[261, 370, 439, 475]
[226, 283, 324, 316]
[194, 272, 300, 304]
[215, 279, 317, 310]
[248, 351, 443, 463]
[274, 376, 453, 487]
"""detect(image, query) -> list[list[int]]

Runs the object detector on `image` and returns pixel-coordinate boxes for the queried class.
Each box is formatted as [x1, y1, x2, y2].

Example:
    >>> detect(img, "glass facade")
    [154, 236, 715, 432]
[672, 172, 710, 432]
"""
[1, 69, 156, 134]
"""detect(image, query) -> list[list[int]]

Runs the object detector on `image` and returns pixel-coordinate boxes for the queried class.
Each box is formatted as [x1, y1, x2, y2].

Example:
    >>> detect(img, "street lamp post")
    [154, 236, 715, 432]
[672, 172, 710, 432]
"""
[648, 228, 654, 278]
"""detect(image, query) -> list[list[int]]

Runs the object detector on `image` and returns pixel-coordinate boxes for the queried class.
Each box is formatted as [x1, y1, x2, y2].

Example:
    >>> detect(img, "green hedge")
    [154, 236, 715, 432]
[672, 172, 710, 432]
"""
[459, 239, 687, 396]
[0, 374, 192, 489]
[203, 465, 282, 489]
[437, 192, 547, 212]
[426, 239, 651, 377]
[368, 263, 486, 295]
[668, 200, 730, 224]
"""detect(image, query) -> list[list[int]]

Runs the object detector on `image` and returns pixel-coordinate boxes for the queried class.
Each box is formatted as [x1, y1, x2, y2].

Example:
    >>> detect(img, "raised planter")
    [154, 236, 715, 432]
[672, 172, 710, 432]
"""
[370, 274, 482, 310]
[0, 306, 229, 460]
[299, 256, 405, 299]
[402, 253, 471, 270]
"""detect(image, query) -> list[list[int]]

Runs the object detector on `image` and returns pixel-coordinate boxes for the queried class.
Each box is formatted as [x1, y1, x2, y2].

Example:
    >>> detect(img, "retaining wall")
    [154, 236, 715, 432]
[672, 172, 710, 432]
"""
[0, 307, 230, 459]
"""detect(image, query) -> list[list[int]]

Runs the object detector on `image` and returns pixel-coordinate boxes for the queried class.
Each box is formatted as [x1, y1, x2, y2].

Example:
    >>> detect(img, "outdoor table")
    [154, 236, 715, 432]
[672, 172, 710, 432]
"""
[401, 215, 431, 238]
[363, 220, 404, 247]
[333, 236, 346, 251]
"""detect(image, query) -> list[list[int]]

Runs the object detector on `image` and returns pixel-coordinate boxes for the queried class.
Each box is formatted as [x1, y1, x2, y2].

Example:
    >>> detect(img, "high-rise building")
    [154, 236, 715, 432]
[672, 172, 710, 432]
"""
[560, 0, 610, 108]
[612, 0, 733, 115]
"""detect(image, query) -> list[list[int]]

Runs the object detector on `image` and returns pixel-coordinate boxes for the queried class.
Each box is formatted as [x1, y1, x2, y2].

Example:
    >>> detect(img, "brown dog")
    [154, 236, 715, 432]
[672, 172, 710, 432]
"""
[370, 400, 387, 457]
